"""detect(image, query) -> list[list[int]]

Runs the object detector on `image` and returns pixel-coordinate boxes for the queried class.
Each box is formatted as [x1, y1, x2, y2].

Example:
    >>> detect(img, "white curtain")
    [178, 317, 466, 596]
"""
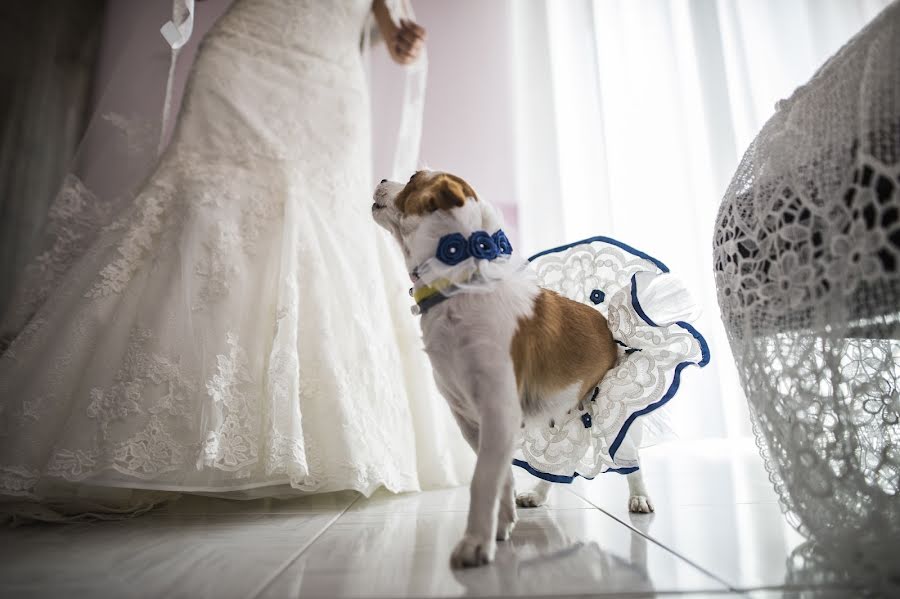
[511, 0, 892, 440]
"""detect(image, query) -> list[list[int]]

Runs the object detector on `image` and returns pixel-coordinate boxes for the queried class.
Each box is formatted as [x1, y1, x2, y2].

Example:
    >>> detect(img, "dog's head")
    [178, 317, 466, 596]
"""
[372, 171, 502, 271]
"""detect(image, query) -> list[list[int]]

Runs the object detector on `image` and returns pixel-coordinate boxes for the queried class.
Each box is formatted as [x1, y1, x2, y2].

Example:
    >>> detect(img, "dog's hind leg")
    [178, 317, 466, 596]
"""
[627, 469, 654, 513]
[515, 479, 552, 507]
[496, 468, 517, 541]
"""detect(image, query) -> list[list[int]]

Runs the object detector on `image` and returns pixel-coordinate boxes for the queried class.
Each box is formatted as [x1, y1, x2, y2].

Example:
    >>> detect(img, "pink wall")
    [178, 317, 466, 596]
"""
[370, 0, 519, 243]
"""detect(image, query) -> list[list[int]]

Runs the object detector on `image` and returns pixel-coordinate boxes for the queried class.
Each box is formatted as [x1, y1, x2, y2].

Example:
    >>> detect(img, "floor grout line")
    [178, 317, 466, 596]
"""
[562, 487, 739, 593]
[247, 492, 363, 599]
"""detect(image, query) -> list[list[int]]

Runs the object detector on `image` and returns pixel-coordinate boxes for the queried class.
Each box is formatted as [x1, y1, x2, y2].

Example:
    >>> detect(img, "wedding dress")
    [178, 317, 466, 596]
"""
[0, 0, 472, 516]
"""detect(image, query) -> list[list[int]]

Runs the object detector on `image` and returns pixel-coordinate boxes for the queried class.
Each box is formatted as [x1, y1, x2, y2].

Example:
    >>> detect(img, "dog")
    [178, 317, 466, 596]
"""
[372, 171, 654, 569]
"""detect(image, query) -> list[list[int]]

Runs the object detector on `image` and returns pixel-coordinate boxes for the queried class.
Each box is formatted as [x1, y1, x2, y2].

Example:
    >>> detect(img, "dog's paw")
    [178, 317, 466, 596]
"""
[628, 495, 654, 513]
[496, 518, 516, 542]
[515, 491, 547, 508]
[450, 535, 496, 569]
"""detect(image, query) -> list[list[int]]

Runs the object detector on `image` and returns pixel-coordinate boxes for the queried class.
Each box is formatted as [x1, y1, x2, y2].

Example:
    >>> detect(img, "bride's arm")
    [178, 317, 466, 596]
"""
[372, 0, 426, 64]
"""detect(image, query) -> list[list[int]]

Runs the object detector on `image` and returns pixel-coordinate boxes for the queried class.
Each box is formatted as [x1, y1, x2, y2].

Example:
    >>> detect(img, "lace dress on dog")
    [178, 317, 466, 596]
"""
[513, 237, 710, 482]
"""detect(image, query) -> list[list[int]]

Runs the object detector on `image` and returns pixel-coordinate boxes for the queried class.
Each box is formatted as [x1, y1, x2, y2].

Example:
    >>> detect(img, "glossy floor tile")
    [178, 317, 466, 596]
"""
[0, 511, 348, 599]
[0, 440, 856, 599]
[259, 506, 729, 597]
[567, 439, 817, 592]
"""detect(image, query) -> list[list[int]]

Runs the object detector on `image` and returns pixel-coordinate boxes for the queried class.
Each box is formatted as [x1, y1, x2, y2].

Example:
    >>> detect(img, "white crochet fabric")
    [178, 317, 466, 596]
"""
[713, 2, 900, 591]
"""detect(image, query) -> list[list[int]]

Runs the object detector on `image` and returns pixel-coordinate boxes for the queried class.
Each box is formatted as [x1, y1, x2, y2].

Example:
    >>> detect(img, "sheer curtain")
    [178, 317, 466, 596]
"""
[511, 0, 891, 440]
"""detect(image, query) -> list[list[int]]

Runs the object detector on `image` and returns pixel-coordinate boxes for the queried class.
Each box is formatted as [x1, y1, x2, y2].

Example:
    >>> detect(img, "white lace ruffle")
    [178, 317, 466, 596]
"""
[514, 237, 709, 481]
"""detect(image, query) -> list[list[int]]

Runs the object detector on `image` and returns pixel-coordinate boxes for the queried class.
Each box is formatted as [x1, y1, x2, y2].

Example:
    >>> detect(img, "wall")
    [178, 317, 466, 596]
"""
[370, 0, 520, 243]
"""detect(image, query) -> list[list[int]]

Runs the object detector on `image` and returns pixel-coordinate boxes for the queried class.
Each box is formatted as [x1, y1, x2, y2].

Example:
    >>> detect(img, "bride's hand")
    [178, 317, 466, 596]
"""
[372, 1, 426, 65]
[389, 18, 426, 64]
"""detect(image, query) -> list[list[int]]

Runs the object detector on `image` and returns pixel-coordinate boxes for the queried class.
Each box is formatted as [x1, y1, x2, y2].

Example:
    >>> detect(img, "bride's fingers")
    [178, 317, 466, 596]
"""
[397, 27, 424, 46]
[399, 19, 426, 40]
[394, 37, 423, 61]
[394, 47, 418, 63]
[396, 36, 423, 53]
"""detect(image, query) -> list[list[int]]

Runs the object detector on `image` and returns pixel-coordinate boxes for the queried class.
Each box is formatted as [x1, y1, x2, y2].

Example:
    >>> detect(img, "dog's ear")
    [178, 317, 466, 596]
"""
[428, 175, 471, 212]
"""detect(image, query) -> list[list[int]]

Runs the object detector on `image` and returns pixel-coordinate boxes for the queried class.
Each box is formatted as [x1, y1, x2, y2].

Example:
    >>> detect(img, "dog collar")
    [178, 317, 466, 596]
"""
[408, 229, 513, 316]
[409, 266, 480, 315]
[435, 229, 512, 266]
[410, 278, 458, 315]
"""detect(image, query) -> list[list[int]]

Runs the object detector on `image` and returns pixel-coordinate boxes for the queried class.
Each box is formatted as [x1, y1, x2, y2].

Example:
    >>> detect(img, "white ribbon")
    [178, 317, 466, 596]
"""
[390, 0, 427, 181]
[160, 0, 195, 50]
[158, 0, 195, 155]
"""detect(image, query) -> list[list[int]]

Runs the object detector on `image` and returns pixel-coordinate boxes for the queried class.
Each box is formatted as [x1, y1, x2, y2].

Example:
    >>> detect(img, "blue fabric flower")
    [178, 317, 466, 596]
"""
[435, 233, 470, 265]
[492, 230, 513, 255]
[589, 289, 605, 305]
[469, 231, 499, 261]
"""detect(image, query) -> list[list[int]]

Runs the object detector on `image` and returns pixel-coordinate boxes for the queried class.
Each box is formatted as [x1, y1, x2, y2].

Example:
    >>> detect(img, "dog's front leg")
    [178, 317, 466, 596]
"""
[496, 468, 517, 541]
[451, 375, 521, 569]
[449, 410, 516, 543]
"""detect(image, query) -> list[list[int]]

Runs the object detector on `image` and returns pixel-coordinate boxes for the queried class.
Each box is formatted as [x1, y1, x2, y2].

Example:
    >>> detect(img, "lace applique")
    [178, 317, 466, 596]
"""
[86, 187, 175, 299]
[87, 328, 195, 436]
[199, 332, 258, 472]
[46, 448, 101, 480]
[195, 195, 281, 308]
[0, 467, 41, 496]
[23, 394, 53, 422]
[266, 433, 307, 477]
[0, 175, 112, 335]
[112, 415, 187, 478]
[194, 221, 242, 307]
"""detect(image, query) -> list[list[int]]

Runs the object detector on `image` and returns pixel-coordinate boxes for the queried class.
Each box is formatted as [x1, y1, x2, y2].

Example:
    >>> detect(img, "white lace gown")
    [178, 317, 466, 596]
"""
[0, 0, 472, 514]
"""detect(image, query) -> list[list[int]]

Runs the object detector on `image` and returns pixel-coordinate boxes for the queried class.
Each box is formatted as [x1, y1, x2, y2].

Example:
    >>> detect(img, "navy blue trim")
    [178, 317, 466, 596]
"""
[528, 235, 670, 274]
[607, 288, 712, 459]
[512, 459, 639, 483]
[605, 466, 640, 475]
[630, 273, 658, 327]
[675, 320, 711, 368]
[513, 459, 590, 484]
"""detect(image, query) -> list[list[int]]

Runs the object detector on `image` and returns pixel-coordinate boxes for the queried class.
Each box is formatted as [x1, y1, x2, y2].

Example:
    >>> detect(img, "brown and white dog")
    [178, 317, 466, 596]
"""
[372, 171, 653, 569]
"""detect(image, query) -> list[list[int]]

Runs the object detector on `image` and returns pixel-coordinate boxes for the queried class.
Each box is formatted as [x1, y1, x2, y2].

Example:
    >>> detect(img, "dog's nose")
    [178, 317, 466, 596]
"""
[380, 179, 387, 184]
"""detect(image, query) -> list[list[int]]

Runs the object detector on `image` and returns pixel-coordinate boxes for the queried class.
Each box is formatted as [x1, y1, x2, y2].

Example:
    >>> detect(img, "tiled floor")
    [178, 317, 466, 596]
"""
[0, 439, 854, 598]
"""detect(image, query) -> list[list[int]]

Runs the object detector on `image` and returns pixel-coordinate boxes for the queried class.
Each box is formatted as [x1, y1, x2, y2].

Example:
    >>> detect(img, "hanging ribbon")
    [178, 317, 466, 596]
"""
[158, 0, 195, 155]
[390, 0, 427, 181]
[160, 0, 195, 50]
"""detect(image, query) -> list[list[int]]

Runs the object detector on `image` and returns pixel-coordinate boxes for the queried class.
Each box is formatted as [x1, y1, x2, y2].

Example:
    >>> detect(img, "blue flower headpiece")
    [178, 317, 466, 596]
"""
[435, 230, 513, 266]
